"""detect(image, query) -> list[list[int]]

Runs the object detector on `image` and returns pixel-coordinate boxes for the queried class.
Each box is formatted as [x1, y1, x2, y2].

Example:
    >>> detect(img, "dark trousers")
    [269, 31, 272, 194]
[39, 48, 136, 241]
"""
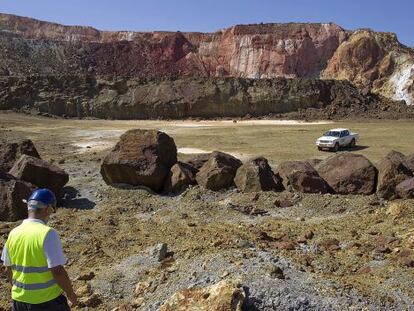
[12, 295, 70, 311]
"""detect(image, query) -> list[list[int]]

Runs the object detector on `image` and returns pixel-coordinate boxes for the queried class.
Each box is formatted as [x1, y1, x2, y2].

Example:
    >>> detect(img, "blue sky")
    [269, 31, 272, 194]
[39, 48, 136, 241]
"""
[0, 0, 413, 46]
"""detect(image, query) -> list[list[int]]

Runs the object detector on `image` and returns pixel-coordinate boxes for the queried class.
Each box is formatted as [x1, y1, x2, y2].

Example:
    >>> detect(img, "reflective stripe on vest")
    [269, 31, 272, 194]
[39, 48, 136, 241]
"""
[5, 221, 63, 304]
[12, 279, 57, 290]
[11, 264, 49, 273]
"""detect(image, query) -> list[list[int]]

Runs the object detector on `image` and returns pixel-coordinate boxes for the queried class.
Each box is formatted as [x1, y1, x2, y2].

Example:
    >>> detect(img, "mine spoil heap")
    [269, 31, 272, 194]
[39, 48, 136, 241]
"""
[0, 13, 413, 119]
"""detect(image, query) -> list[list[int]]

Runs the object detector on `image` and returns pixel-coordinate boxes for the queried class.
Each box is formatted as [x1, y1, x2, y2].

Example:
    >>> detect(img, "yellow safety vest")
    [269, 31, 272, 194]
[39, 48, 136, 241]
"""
[5, 221, 63, 304]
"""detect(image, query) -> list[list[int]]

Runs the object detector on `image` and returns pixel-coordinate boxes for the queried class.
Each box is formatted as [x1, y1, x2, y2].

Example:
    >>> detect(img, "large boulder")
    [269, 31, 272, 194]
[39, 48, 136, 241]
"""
[185, 153, 211, 171]
[9, 155, 69, 196]
[100, 129, 177, 192]
[317, 153, 377, 195]
[306, 158, 323, 169]
[234, 157, 283, 192]
[0, 171, 36, 221]
[406, 153, 414, 173]
[278, 160, 329, 193]
[160, 280, 245, 311]
[163, 162, 197, 194]
[196, 151, 242, 191]
[0, 138, 40, 171]
[396, 178, 414, 199]
[377, 151, 413, 199]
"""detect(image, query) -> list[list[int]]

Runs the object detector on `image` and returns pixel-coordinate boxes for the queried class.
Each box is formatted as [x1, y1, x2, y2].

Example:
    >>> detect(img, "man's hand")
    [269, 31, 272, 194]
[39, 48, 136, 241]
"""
[50, 265, 77, 307]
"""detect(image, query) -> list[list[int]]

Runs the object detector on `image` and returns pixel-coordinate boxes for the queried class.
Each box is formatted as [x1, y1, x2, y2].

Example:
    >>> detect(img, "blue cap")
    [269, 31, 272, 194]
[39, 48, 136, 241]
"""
[27, 189, 57, 207]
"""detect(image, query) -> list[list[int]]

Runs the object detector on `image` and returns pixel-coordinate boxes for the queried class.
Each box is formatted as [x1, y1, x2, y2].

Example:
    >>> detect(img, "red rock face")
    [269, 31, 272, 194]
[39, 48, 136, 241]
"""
[200, 23, 349, 78]
[0, 14, 348, 79]
[0, 13, 413, 105]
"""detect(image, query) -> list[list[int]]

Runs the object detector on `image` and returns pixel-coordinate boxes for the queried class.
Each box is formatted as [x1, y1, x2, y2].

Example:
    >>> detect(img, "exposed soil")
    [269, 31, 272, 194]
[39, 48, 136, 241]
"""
[1, 114, 414, 310]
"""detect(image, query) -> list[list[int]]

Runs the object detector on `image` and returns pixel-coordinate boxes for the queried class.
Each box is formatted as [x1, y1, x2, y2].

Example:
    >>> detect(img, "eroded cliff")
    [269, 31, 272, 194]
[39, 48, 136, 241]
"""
[0, 13, 413, 118]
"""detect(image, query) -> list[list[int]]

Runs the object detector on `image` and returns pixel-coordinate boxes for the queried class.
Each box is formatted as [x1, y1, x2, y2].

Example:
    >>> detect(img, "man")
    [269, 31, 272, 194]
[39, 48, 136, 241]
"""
[1, 189, 77, 310]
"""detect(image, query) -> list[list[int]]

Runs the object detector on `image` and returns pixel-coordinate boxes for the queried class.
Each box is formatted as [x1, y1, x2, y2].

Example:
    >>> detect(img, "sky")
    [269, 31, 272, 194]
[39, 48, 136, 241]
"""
[0, 0, 413, 47]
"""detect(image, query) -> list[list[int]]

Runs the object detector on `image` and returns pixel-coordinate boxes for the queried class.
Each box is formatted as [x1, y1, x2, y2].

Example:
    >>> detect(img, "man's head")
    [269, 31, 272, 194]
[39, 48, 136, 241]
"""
[25, 189, 57, 222]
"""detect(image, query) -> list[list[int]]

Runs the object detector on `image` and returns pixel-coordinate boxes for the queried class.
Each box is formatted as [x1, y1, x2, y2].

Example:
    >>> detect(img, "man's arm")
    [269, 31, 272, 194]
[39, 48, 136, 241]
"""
[43, 230, 77, 306]
[1, 246, 12, 283]
[50, 265, 77, 306]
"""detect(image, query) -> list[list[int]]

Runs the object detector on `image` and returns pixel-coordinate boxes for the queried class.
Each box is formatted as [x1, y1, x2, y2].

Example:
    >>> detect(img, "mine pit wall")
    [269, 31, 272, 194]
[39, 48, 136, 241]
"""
[0, 75, 373, 119]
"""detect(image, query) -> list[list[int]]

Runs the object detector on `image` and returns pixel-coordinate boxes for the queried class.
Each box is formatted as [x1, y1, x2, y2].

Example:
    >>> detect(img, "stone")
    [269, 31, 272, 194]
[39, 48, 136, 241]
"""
[185, 153, 211, 171]
[131, 298, 145, 307]
[79, 294, 101, 308]
[100, 129, 177, 192]
[377, 151, 413, 199]
[278, 160, 329, 193]
[159, 280, 245, 311]
[76, 284, 92, 297]
[163, 162, 197, 194]
[0, 138, 40, 172]
[274, 240, 297, 250]
[319, 238, 340, 251]
[152, 243, 168, 262]
[396, 178, 414, 199]
[273, 199, 294, 208]
[234, 157, 283, 192]
[196, 151, 242, 191]
[9, 155, 69, 196]
[0, 171, 36, 221]
[317, 153, 378, 195]
[77, 271, 95, 281]
[268, 265, 285, 279]
[134, 281, 151, 297]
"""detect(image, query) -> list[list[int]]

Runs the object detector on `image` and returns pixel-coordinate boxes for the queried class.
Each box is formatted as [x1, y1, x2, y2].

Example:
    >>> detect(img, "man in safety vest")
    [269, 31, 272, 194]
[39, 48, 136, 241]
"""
[1, 189, 77, 310]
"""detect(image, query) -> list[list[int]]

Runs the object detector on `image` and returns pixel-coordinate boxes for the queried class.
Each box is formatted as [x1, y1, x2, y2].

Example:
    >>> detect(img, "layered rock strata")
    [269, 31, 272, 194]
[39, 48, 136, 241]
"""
[0, 75, 387, 119]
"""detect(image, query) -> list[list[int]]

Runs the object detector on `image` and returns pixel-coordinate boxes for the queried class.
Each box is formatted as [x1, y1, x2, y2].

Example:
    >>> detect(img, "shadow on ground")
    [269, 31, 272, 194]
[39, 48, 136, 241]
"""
[319, 145, 370, 153]
[60, 186, 96, 210]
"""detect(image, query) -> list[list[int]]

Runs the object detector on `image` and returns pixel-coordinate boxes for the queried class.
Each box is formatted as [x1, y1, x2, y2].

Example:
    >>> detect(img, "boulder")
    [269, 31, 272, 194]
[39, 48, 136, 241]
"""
[377, 151, 413, 199]
[0, 171, 36, 221]
[406, 153, 414, 173]
[317, 153, 377, 195]
[163, 162, 197, 194]
[278, 160, 328, 193]
[100, 129, 177, 192]
[234, 157, 283, 192]
[0, 138, 40, 171]
[9, 155, 69, 196]
[159, 280, 245, 311]
[306, 158, 323, 169]
[396, 178, 414, 199]
[386, 150, 407, 164]
[185, 153, 211, 171]
[196, 151, 242, 191]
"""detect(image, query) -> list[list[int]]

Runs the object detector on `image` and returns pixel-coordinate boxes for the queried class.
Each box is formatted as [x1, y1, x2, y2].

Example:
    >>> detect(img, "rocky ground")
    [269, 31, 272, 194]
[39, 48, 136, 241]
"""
[1, 118, 414, 310]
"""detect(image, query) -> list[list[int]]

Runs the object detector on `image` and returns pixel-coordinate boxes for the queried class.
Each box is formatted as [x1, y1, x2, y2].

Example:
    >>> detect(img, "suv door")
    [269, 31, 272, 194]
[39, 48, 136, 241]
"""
[339, 131, 346, 146]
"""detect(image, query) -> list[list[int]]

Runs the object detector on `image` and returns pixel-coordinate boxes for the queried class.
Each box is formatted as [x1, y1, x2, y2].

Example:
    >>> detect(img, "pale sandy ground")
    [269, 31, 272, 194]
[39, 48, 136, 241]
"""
[1, 112, 414, 164]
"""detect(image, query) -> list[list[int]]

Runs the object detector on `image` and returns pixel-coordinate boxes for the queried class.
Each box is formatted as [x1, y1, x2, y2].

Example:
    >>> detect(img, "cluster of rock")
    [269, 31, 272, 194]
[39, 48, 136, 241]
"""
[101, 129, 414, 200]
[0, 138, 69, 221]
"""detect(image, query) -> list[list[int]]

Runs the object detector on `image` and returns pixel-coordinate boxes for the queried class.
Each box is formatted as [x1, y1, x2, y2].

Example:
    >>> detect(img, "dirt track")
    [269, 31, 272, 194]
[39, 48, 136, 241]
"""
[1, 112, 414, 310]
